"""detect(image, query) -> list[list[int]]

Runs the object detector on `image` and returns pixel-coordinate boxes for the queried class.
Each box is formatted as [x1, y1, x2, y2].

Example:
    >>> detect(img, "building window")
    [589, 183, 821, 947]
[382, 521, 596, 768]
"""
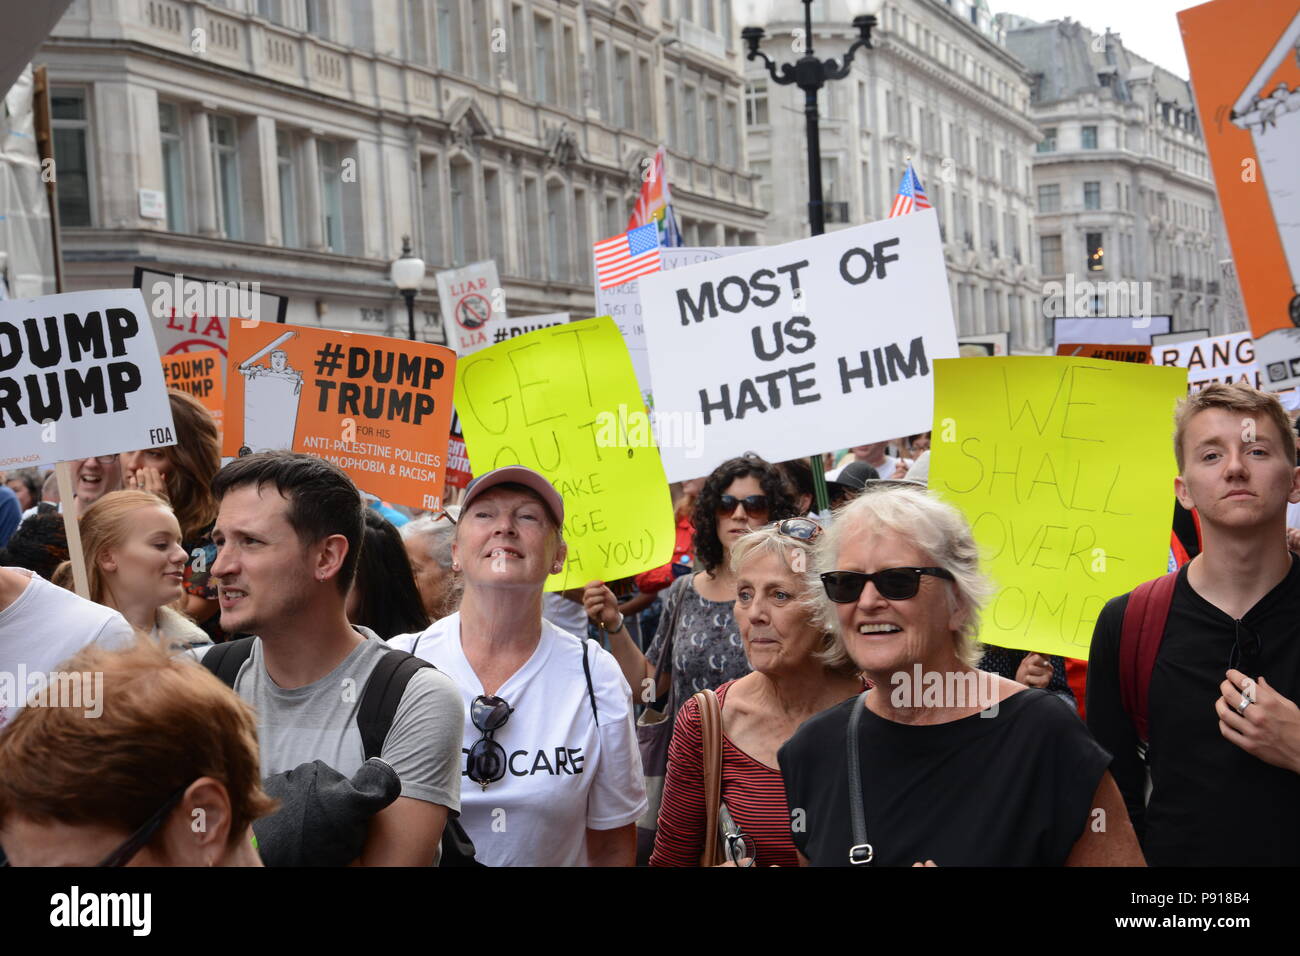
[705, 93, 719, 163]
[752, 160, 772, 214]
[51, 88, 92, 228]
[546, 180, 568, 281]
[305, 0, 330, 37]
[614, 48, 632, 128]
[484, 166, 505, 269]
[684, 85, 698, 153]
[510, 3, 528, 96]
[1037, 127, 1056, 153]
[573, 187, 590, 283]
[1084, 181, 1101, 210]
[257, 0, 284, 23]
[562, 24, 579, 111]
[317, 139, 344, 252]
[1082, 125, 1098, 149]
[665, 78, 678, 144]
[857, 80, 867, 128]
[406, 0, 429, 65]
[276, 133, 298, 247]
[523, 177, 542, 277]
[209, 115, 242, 240]
[723, 100, 738, 166]
[603, 193, 620, 238]
[744, 81, 768, 126]
[638, 56, 654, 137]
[1040, 234, 1063, 274]
[437, 0, 463, 74]
[449, 159, 475, 265]
[158, 102, 186, 233]
[1036, 183, 1059, 213]
[420, 153, 444, 266]
[533, 14, 555, 104]
[594, 40, 610, 118]
[1087, 232, 1104, 271]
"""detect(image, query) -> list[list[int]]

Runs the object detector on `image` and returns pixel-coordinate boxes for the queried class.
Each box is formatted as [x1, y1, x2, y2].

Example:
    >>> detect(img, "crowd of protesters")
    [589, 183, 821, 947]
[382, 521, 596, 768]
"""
[1, 380, 1299, 866]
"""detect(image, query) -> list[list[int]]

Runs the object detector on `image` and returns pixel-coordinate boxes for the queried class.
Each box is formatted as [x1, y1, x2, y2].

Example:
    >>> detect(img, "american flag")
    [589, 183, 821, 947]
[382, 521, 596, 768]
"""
[594, 223, 662, 290]
[888, 163, 932, 218]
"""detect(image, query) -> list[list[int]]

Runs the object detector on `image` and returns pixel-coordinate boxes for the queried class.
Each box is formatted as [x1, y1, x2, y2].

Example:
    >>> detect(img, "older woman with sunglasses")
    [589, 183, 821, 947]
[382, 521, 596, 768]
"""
[650, 518, 863, 867]
[391, 466, 646, 867]
[779, 485, 1145, 866]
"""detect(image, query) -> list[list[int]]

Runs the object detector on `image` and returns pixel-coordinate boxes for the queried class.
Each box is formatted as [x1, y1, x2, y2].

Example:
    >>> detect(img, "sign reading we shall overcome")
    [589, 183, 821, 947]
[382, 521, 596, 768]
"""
[1, 290, 176, 469]
[455, 317, 675, 590]
[637, 210, 959, 482]
[929, 357, 1187, 660]
[223, 322, 456, 511]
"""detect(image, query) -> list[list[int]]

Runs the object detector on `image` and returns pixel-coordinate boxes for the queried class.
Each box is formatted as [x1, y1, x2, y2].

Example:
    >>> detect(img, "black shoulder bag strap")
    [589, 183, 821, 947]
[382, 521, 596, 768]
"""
[200, 636, 257, 685]
[579, 637, 599, 727]
[847, 690, 873, 865]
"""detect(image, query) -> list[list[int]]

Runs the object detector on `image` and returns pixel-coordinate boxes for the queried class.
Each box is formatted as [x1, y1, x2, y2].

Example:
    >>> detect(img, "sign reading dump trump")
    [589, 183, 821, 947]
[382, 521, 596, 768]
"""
[454, 317, 675, 590]
[928, 357, 1188, 660]
[637, 210, 960, 482]
[223, 322, 456, 511]
[0, 290, 176, 469]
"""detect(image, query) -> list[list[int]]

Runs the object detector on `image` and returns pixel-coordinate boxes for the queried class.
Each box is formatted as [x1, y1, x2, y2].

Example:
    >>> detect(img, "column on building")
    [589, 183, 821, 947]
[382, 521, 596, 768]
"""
[248, 115, 279, 245]
[301, 133, 325, 251]
[190, 107, 220, 237]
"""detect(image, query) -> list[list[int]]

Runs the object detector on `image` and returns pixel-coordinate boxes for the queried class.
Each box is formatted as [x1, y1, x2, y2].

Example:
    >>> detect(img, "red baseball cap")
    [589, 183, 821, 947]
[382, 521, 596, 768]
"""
[461, 466, 565, 527]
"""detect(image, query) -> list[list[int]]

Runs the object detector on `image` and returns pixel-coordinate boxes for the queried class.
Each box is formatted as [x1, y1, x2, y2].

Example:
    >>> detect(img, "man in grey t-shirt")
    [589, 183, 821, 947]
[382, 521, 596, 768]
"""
[209, 452, 463, 866]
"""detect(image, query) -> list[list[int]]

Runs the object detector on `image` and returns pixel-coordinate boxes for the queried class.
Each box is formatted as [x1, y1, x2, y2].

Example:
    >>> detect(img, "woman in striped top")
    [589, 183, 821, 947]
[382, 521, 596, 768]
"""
[650, 519, 862, 867]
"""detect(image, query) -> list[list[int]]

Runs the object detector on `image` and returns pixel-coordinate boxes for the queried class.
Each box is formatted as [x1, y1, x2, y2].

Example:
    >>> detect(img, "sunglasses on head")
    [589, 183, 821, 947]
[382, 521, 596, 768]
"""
[1229, 620, 1262, 676]
[466, 694, 514, 790]
[717, 494, 769, 516]
[821, 567, 955, 603]
[771, 516, 822, 542]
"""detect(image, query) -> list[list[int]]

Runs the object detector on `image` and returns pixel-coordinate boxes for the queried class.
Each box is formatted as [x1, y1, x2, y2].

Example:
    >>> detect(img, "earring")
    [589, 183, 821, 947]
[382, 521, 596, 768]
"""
[452, 563, 461, 572]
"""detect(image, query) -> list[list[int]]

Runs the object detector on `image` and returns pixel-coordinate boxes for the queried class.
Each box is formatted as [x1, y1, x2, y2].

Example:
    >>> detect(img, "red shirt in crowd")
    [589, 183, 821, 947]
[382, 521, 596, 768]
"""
[634, 516, 695, 596]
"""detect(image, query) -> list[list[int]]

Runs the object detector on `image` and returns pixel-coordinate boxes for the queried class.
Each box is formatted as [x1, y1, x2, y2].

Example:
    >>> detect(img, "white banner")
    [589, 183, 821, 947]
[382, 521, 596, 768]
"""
[638, 210, 959, 482]
[1151, 330, 1261, 391]
[0, 289, 177, 469]
[435, 260, 505, 356]
[1253, 328, 1300, 408]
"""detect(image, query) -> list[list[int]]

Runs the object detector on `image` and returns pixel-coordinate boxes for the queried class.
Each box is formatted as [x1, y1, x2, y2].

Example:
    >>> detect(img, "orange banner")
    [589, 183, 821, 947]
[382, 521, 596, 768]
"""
[1055, 343, 1152, 364]
[161, 348, 224, 427]
[222, 323, 456, 511]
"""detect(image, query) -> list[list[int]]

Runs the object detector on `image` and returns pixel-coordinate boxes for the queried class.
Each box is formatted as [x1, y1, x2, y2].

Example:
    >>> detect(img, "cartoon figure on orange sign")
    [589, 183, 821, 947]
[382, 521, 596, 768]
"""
[237, 330, 303, 455]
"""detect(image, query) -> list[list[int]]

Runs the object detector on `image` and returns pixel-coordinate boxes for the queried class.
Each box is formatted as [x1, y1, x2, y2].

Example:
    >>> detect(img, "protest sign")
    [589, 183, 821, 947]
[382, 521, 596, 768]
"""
[223, 322, 456, 511]
[1150, 328, 1210, 347]
[1180, 0, 1300, 339]
[959, 332, 1009, 357]
[1250, 328, 1300, 408]
[0, 289, 176, 469]
[454, 317, 675, 590]
[637, 210, 960, 483]
[133, 267, 288, 375]
[595, 246, 746, 399]
[1152, 331, 1261, 391]
[1055, 343, 1152, 364]
[929, 357, 1187, 659]
[161, 348, 224, 426]
[435, 260, 507, 356]
[445, 408, 472, 492]
[1051, 316, 1171, 348]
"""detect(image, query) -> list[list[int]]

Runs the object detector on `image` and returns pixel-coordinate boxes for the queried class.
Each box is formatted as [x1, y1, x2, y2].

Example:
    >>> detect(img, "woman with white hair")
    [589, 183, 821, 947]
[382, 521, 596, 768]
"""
[399, 508, 461, 622]
[779, 485, 1144, 866]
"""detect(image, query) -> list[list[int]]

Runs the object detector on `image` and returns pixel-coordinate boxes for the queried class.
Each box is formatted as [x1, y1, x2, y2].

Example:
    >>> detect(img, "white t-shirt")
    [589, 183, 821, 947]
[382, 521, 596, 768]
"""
[0, 567, 135, 728]
[543, 592, 589, 638]
[391, 613, 647, 866]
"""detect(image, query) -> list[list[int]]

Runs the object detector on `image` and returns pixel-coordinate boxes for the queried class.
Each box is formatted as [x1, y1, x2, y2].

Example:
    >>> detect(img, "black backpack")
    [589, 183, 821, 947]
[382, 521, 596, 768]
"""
[202, 637, 481, 867]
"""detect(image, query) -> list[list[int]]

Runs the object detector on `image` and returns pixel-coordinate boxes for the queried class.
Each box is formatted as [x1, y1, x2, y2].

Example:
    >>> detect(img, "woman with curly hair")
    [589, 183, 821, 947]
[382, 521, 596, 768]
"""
[584, 454, 797, 711]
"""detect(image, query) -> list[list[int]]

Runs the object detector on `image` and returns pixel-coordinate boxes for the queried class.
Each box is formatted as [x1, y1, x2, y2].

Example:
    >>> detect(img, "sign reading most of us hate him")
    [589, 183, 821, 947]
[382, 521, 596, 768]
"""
[454, 317, 675, 590]
[928, 357, 1187, 660]
[0, 290, 176, 469]
[223, 322, 456, 511]
[637, 210, 960, 482]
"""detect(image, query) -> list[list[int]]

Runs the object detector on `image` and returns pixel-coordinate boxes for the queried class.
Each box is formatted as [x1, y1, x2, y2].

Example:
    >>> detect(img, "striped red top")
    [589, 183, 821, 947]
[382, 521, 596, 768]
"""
[649, 680, 800, 868]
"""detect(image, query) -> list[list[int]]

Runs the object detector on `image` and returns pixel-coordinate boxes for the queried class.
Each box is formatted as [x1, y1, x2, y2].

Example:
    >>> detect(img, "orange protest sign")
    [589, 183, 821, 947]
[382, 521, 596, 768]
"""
[161, 348, 224, 427]
[1055, 343, 1152, 364]
[223, 323, 456, 511]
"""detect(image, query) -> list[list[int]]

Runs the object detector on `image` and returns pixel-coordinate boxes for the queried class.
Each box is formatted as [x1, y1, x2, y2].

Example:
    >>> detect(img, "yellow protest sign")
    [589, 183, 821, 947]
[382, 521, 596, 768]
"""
[929, 357, 1187, 659]
[455, 316, 675, 590]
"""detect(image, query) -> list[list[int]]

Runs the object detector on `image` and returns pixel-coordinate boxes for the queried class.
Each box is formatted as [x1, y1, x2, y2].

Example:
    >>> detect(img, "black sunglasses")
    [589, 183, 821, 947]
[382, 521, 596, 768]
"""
[773, 517, 823, 542]
[1229, 620, 1262, 676]
[821, 567, 955, 603]
[466, 694, 514, 790]
[96, 784, 190, 867]
[717, 494, 769, 516]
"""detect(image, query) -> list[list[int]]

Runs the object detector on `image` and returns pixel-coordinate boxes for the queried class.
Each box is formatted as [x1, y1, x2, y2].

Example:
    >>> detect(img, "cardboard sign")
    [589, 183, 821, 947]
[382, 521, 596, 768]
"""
[1052, 316, 1171, 348]
[595, 246, 747, 400]
[1179, 1, 1300, 337]
[0, 289, 176, 469]
[454, 317, 675, 590]
[445, 407, 472, 492]
[133, 267, 288, 376]
[929, 357, 1187, 659]
[1055, 343, 1152, 364]
[1152, 331, 1262, 391]
[161, 348, 224, 426]
[223, 323, 456, 511]
[637, 210, 960, 483]
[435, 261, 505, 356]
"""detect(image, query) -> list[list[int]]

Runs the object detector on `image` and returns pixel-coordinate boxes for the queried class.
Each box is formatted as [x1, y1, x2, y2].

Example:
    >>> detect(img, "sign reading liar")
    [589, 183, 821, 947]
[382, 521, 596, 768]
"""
[454, 317, 675, 590]
[435, 260, 504, 356]
[223, 322, 456, 511]
[0, 289, 177, 469]
[161, 348, 224, 426]
[637, 210, 960, 483]
[929, 357, 1187, 660]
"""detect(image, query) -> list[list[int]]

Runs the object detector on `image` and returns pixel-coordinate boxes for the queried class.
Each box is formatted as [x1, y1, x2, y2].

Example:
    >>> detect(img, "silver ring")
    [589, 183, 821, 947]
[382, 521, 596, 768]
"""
[1237, 696, 1252, 714]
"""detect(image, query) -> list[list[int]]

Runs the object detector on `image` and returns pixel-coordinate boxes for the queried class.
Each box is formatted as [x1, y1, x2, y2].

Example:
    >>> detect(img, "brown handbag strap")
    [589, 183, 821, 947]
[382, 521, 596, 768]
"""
[695, 688, 723, 867]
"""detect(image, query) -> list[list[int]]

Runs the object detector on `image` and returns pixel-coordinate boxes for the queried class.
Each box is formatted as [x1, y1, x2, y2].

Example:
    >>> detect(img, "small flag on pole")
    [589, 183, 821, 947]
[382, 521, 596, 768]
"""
[888, 163, 931, 218]
[594, 223, 662, 290]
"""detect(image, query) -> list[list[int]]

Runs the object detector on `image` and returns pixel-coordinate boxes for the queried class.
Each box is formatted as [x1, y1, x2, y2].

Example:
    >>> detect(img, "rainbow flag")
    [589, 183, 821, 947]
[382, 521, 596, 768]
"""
[627, 146, 682, 247]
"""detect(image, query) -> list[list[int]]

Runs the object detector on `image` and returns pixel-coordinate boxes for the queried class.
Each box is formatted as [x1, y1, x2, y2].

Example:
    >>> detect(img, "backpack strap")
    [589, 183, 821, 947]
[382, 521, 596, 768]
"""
[357, 648, 433, 761]
[1119, 571, 1179, 747]
[200, 636, 257, 687]
[579, 636, 599, 727]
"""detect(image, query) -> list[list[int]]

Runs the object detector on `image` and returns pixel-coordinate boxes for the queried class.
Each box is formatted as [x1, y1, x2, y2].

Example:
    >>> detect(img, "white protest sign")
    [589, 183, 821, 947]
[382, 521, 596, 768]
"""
[1253, 327, 1300, 409]
[0, 289, 177, 469]
[595, 246, 746, 399]
[1052, 316, 1171, 347]
[435, 260, 506, 356]
[638, 209, 960, 482]
[1152, 331, 1261, 391]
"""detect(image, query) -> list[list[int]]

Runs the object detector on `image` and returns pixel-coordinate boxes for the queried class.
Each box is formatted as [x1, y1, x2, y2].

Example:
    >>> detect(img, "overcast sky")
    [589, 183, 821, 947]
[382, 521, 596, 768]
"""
[996, 0, 1199, 78]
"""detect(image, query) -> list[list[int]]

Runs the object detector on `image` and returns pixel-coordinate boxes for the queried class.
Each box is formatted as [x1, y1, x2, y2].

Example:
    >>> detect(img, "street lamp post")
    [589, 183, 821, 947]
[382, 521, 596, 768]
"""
[389, 235, 426, 341]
